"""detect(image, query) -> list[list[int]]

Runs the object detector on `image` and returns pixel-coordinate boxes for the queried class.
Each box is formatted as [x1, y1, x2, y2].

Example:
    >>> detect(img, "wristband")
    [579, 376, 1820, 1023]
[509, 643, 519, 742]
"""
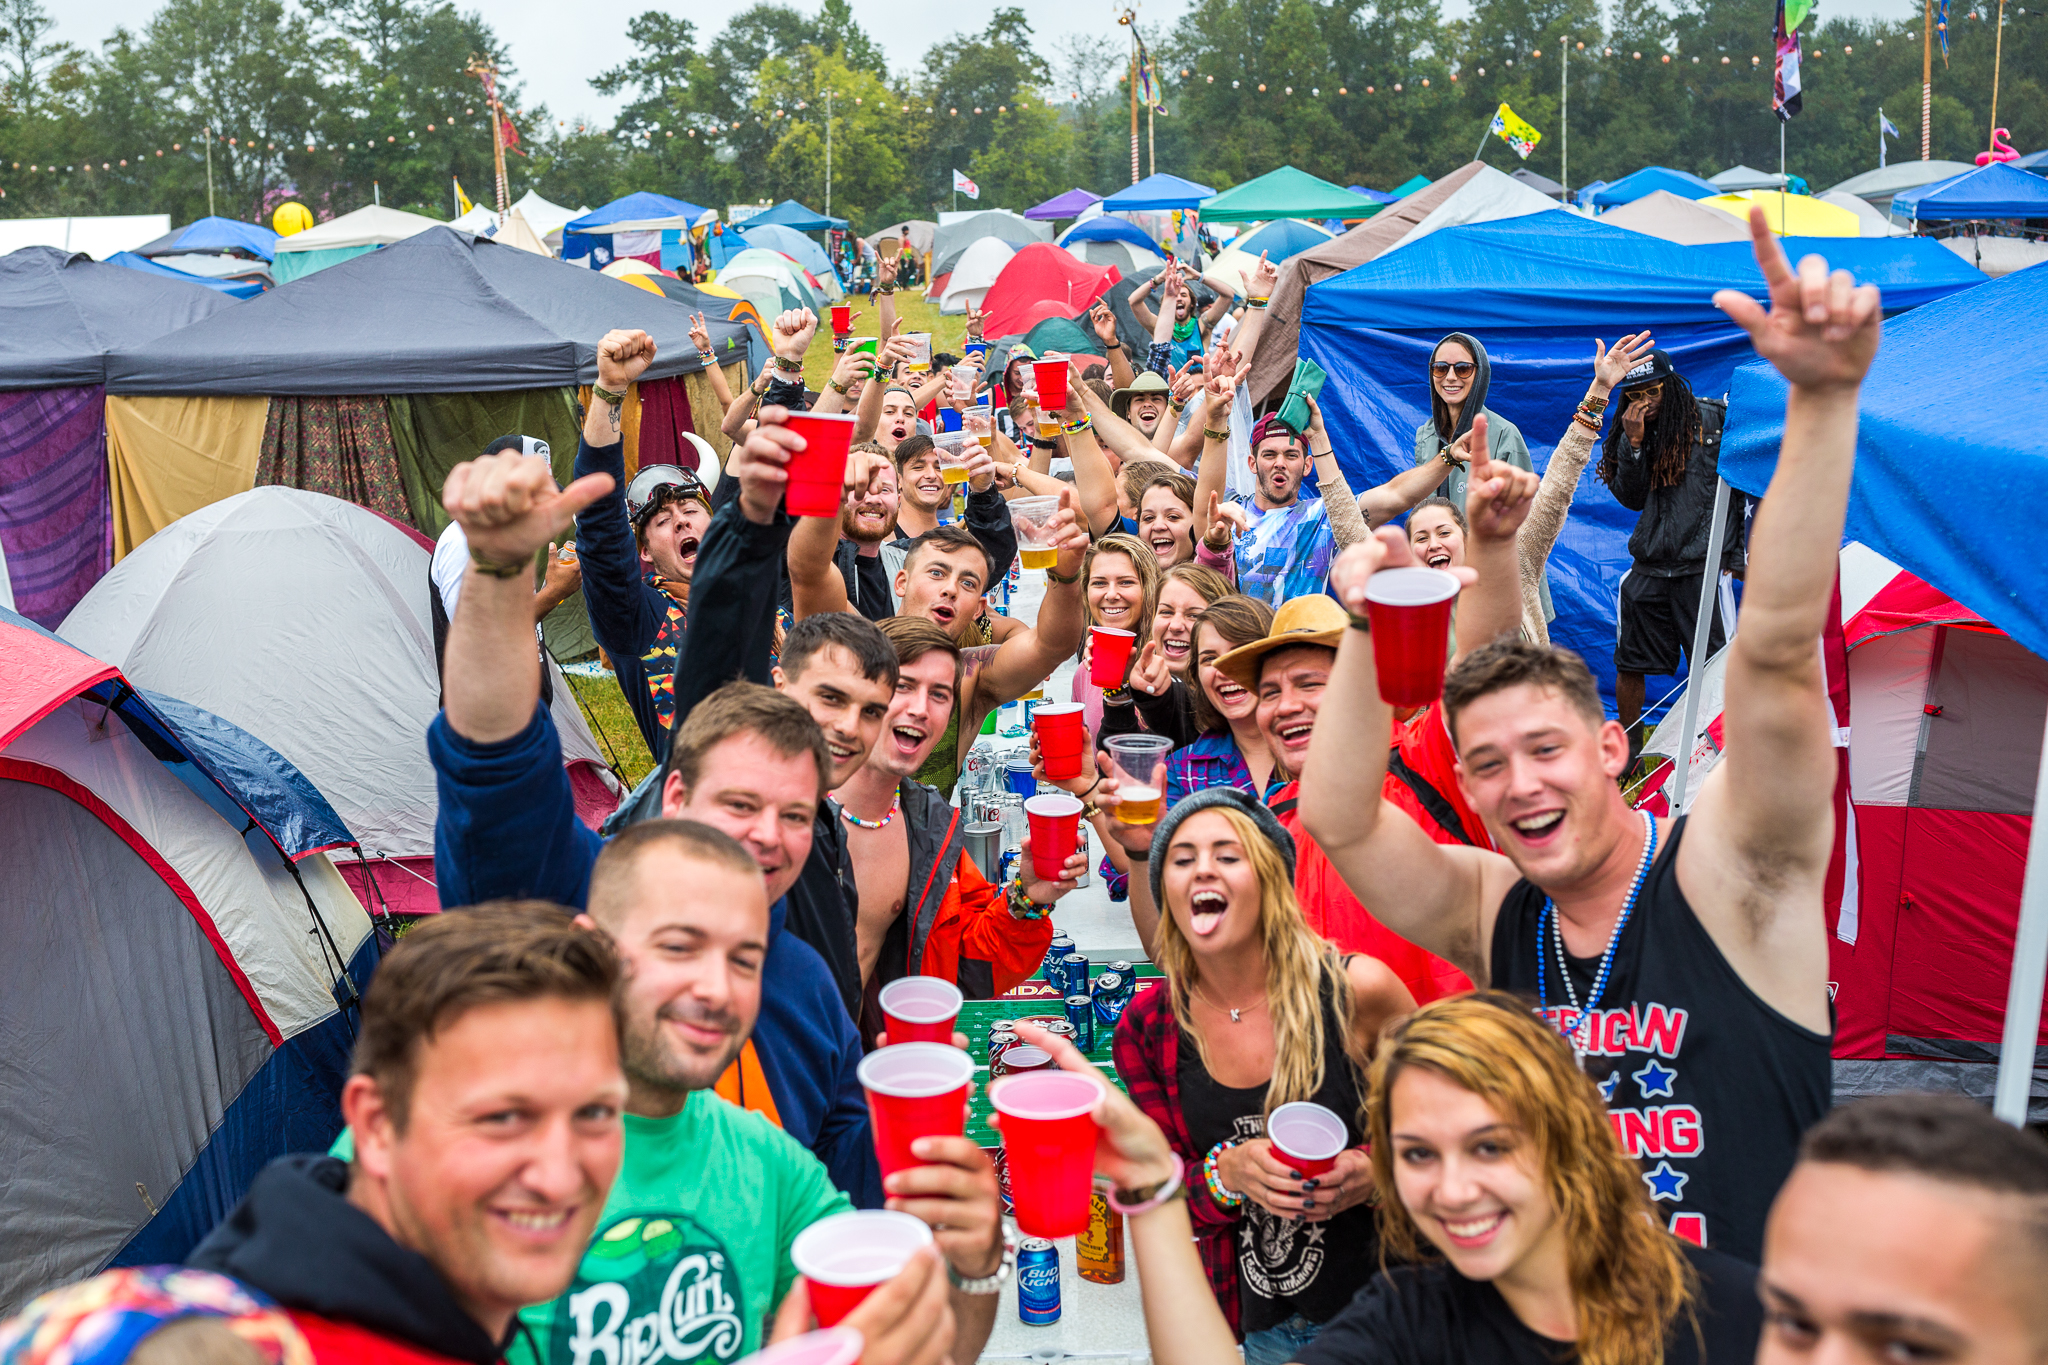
[1061, 415, 1094, 437]
[468, 544, 529, 579]
[1100, 685, 1131, 704]
[1579, 392, 1610, 414]
[1007, 872, 1057, 920]
[751, 374, 773, 397]
[772, 354, 804, 374]
[1347, 612, 1372, 633]
[1169, 397, 1187, 412]
[1246, 295, 1271, 309]
[1031, 437, 1058, 451]
[1044, 565, 1080, 585]
[1125, 843, 1150, 861]
[696, 350, 717, 365]
[1203, 1141, 1247, 1210]
[827, 378, 850, 395]
[874, 283, 897, 295]
[1107, 1162, 1186, 1216]
[1202, 426, 1230, 442]
[592, 383, 626, 406]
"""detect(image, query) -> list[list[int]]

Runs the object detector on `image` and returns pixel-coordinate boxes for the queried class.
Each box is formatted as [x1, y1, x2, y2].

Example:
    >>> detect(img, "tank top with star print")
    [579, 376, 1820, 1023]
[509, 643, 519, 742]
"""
[1488, 816, 1831, 1265]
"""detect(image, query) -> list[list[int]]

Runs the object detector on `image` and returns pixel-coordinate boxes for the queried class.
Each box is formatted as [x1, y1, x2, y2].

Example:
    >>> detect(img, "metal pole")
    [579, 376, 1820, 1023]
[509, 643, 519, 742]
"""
[1993, 703, 2048, 1124]
[1129, 43, 1140, 183]
[205, 128, 215, 218]
[1671, 476, 1732, 812]
[1988, 0, 2006, 159]
[1148, 100, 1155, 178]
[1561, 45, 1569, 195]
[1780, 121, 1787, 233]
[825, 90, 833, 217]
[1922, 0, 1933, 159]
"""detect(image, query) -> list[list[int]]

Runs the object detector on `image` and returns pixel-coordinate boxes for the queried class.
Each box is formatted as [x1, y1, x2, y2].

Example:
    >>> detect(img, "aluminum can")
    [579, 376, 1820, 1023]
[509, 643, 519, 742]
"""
[1042, 936, 1074, 992]
[1042, 1019, 1076, 1046]
[1059, 952, 1089, 997]
[1064, 993, 1095, 1052]
[1108, 959, 1133, 977]
[1092, 970, 1132, 1030]
[986, 1029, 1019, 1075]
[1017, 1239, 1061, 1324]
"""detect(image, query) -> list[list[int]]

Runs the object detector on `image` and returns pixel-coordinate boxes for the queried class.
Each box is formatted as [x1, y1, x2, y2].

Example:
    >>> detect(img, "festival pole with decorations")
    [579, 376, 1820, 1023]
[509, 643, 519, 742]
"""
[1922, 0, 1934, 157]
[467, 57, 510, 214]
[1988, 0, 2006, 160]
[1118, 7, 1141, 183]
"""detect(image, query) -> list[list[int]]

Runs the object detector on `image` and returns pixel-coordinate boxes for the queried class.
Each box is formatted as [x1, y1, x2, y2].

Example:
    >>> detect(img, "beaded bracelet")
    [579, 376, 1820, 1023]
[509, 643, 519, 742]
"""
[1007, 873, 1056, 920]
[1202, 426, 1231, 442]
[1246, 295, 1271, 309]
[696, 350, 717, 366]
[1203, 1140, 1246, 1210]
[1573, 412, 1602, 433]
[1061, 415, 1094, 436]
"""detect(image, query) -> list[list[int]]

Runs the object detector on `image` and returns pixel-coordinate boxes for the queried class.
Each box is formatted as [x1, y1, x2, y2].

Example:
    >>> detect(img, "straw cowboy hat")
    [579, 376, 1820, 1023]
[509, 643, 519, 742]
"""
[1213, 594, 1348, 691]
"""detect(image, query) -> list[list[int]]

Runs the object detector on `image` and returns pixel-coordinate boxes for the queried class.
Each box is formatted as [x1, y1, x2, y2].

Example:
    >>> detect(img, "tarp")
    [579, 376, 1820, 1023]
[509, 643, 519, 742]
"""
[105, 252, 264, 299]
[562, 192, 715, 265]
[103, 395, 269, 559]
[1510, 168, 1567, 197]
[1102, 172, 1216, 212]
[1710, 164, 1790, 192]
[0, 247, 233, 389]
[980, 243, 1121, 340]
[932, 211, 1053, 278]
[1597, 189, 1753, 244]
[1026, 188, 1101, 221]
[108, 228, 748, 396]
[1817, 191, 1906, 237]
[1721, 259, 2046, 661]
[1588, 166, 1720, 207]
[1701, 191, 1861, 236]
[1300, 213, 1985, 704]
[1349, 185, 1398, 204]
[1199, 165, 1372, 223]
[1058, 216, 1162, 254]
[936, 236, 1017, 314]
[1827, 160, 1975, 203]
[0, 387, 109, 627]
[735, 199, 848, 232]
[0, 215, 169, 261]
[134, 216, 279, 262]
[734, 222, 845, 297]
[1231, 217, 1335, 261]
[1889, 162, 2048, 223]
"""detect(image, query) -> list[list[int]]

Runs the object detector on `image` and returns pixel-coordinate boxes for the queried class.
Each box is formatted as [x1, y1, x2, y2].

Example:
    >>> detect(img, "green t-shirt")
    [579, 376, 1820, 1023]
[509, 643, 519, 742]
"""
[330, 1089, 850, 1365]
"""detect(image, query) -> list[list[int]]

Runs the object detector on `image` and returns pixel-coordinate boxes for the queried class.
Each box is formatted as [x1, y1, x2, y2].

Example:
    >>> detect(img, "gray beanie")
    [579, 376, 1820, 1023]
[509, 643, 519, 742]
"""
[1147, 787, 1297, 907]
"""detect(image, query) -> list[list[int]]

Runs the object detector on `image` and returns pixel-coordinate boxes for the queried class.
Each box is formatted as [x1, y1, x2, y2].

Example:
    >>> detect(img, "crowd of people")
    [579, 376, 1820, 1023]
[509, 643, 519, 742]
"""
[7, 209, 2045, 1365]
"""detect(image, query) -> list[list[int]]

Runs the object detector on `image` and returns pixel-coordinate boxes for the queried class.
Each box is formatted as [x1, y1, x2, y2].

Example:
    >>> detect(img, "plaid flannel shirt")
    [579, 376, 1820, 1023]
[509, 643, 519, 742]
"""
[1099, 732, 1289, 901]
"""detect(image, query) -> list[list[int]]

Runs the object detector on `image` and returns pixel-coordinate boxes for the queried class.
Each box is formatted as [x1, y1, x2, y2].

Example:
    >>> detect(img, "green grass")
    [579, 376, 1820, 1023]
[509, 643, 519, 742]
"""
[802, 289, 972, 392]
[567, 673, 657, 789]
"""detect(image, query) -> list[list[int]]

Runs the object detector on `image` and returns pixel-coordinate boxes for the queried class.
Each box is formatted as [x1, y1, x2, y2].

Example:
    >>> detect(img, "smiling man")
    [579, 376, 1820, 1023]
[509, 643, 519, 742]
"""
[189, 904, 629, 1363]
[1300, 215, 1878, 1262]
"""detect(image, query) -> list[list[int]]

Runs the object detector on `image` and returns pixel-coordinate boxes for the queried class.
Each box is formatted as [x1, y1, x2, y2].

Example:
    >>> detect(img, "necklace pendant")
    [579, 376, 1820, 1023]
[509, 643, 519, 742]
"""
[1229, 1008, 1241, 1023]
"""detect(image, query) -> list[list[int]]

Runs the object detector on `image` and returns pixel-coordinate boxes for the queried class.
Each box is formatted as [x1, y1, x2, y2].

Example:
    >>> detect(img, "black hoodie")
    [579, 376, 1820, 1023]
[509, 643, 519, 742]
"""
[188, 1154, 508, 1364]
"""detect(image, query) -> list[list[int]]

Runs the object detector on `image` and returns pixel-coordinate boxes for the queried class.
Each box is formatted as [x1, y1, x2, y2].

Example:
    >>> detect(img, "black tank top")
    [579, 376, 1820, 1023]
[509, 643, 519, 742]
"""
[1178, 962, 1377, 1331]
[1490, 815, 1831, 1265]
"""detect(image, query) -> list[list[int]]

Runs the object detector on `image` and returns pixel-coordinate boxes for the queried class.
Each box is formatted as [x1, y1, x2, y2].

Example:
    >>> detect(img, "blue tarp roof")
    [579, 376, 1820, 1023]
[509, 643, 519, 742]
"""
[1348, 185, 1398, 204]
[1723, 261, 2048, 659]
[1102, 172, 1216, 212]
[106, 251, 264, 299]
[562, 192, 713, 264]
[134, 216, 280, 262]
[1299, 213, 1984, 706]
[1233, 218, 1334, 262]
[1889, 162, 2048, 222]
[736, 198, 849, 232]
[1589, 166, 1720, 207]
[1059, 216, 1162, 253]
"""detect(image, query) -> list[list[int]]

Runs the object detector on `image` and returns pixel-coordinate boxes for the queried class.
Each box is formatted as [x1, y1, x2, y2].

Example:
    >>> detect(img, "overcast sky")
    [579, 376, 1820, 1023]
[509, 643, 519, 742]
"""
[57, 0, 1915, 130]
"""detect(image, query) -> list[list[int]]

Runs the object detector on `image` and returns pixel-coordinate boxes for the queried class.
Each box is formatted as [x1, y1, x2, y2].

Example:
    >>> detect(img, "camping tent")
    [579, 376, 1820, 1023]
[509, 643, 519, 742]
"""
[1068, 237, 1166, 275]
[561, 192, 715, 268]
[1939, 235, 2048, 276]
[1587, 166, 1720, 207]
[106, 251, 265, 299]
[271, 204, 443, 283]
[0, 248, 236, 627]
[1817, 190, 1906, 237]
[735, 199, 848, 232]
[134, 216, 279, 262]
[1890, 162, 2048, 224]
[1509, 168, 1567, 198]
[60, 486, 618, 918]
[1102, 172, 1216, 212]
[719, 247, 829, 319]
[1827, 159, 1975, 205]
[979, 243, 1121, 340]
[1701, 191, 1861, 236]
[1025, 188, 1101, 221]
[932, 210, 1053, 278]
[1389, 175, 1431, 198]
[1709, 164, 1790, 192]
[1199, 166, 1372, 222]
[0, 216, 170, 260]
[0, 605, 373, 1307]
[1596, 189, 1752, 244]
[935, 236, 1017, 314]
[1300, 212, 1985, 705]
[1058, 216, 1163, 255]
[733, 222, 845, 297]
[1231, 217, 1335, 261]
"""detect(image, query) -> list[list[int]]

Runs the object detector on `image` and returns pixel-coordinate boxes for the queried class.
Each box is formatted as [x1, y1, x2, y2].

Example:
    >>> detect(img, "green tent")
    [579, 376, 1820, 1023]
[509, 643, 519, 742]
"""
[1198, 166, 1373, 223]
[1390, 175, 1431, 199]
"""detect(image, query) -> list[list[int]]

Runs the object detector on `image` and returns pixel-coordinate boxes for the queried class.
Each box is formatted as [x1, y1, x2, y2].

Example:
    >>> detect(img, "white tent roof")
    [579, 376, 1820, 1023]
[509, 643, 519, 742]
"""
[1816, 190, 1907, 237]
[0, 214, 170, 260]
[1710, 164, 1789, 191]
[1071, 238, 1167, 278]
[452, 206, 555, 256]
[870, 219, 937, 254]
[937, 236, 1017, 314]
[273, 203, 444, 254]
[59, 487, 611, 864]
[1939, 234, 2048, 277]
[1826, 160, 1976, 203]
[1207, 243, 1286, 294]
[1384, 164, 1564, 253]
[449, 204, 497, 232]
[1597, 189, 1753, 244]
[513, 189, 587, 240]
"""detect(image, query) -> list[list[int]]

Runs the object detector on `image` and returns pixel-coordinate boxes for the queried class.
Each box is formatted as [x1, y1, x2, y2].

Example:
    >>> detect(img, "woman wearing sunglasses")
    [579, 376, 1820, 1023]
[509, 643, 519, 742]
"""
[1412, 334, 1532, 512]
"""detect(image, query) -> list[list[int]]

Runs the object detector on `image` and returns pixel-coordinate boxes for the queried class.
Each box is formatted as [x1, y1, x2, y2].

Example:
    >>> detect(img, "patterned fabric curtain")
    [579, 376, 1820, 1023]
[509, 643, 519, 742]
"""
[0, 386, 111, 628]
[635, 373, 699, 473]
[256, 395, 412, 524]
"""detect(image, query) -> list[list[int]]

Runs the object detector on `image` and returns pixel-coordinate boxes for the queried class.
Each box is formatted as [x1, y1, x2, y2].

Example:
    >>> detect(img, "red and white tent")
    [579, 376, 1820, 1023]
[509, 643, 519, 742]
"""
[1635, 543, 2048, 1118]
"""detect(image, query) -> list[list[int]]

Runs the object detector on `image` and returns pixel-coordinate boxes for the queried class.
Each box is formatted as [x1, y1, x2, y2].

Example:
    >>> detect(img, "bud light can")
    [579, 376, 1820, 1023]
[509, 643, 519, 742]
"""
[1017, 1239, 1061, 1324]
[1043, 936, 1074, 992]
[987, 1029, 1019, 1075]
[1064, 993, 1095, 1051]
[1108, 959, 1133, 977]
[1092, 970, 1131, 1030]
[1059, 952, 1090, 997]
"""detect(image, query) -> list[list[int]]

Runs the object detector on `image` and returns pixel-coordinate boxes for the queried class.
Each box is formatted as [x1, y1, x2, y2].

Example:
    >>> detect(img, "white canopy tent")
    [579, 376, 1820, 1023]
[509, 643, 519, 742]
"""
[1598, 189, 1753, 244]
[0, 215, 170, 260]
[1710, 164, 1790, 192]
[1816, 191, 1908, 237]
[272, 203, 443, 254]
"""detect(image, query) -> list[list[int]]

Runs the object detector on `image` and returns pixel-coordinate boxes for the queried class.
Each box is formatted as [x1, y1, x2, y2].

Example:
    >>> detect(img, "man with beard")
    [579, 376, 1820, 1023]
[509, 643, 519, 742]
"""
[572, 328, 715, 758]
[884, 433, 1017, 607]
[785, 442, 903, 622]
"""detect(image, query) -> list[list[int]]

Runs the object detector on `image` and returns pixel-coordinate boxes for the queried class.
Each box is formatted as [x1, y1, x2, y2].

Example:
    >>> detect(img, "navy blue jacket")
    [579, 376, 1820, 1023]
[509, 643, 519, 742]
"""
[573, 435, 686, 762]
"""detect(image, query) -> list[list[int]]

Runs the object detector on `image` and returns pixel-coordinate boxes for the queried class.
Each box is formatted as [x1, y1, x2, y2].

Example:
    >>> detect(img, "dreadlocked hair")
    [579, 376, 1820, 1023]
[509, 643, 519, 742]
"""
[1597, 371, 1701, 492]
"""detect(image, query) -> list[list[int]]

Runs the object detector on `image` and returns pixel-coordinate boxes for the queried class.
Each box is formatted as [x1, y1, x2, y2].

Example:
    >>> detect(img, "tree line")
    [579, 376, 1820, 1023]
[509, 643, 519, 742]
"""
[0, 0, 2038, 229]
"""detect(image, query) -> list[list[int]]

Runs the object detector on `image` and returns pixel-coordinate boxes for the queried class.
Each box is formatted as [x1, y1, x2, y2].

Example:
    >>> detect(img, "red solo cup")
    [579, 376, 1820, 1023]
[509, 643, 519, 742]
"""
[990, 1070, 1103, 1238]
[1024, 793, 1084, 881]
[1363, 567, 1462, 707]
[830, 303, 852, 335]
[742, 1329, 865, 1365]
[781, 412, 858, 518]
[878, 976, 964, 1045]
[1033, 358, 1069, 412]
[1001, 1044, 1056, 1073]
[1031, 703, 1086, 780]
[791, 1210, 933, 1327]
[858, 1042, 973, 1179]
[1088, 627, 1138, 687]
[1267, 1100, 1349, 1177]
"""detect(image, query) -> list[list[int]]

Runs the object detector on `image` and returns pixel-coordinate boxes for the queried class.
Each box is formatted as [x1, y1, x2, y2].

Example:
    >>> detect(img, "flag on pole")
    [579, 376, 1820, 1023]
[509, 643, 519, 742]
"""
[1880, 108, 1900, 167]
[1134, 31, 1168, 113]
[453, 178, 474, 214]
[1488, 103, 1543, 159]
[1936, 0, 1951, 64]
[952, 169, 980, 200]
[1880, 109, 1901, 138]
[1772, 0, 1804, 122]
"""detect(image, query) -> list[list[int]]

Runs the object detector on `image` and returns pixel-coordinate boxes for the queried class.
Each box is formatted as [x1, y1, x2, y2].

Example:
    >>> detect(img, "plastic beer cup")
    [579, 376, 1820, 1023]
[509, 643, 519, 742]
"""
[1104, 734, 1172, 827]
[1362, 567, 1462, 707]
[1088, 627, 1138, 687]
[781, 412, 858, 518]
[1024, 792, 1084, 880]
[1266, 1100, 1348, 1177]
[1009, 495, 1060, 572]
[790, 1210, 933, 1326]
[1031, 703, 1086, 781]
[878, 976, 964, 1045]
[858, 1042, 973, 1179]
[990, 1071, 1103, 1238]
[1033, 358, 1070, 412]
[933, 431, 973, 484]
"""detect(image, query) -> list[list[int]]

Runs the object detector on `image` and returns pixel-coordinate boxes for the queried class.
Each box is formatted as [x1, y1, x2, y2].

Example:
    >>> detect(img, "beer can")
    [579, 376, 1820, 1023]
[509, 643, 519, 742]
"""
[987, 1029, 1018, 1075]
[1042, 937, 1073, 992]
[1017, 1239, 1061, 1324]
[1064, 993, 1095, 1052]
[1108, 960, 1133, 977]
[1042, 1019, 1077, 1050]
[1092, 970, 1130, 1030]
[1059, 952, 1090, 997]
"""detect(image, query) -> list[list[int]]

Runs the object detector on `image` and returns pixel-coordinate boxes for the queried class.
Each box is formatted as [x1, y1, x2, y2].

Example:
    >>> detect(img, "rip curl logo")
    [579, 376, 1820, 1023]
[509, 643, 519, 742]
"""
[552, 1212, 745, 1365]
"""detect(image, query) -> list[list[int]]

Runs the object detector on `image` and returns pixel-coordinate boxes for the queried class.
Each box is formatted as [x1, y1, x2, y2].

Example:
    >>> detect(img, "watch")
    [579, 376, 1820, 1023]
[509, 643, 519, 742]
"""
[947, 1224, 1017, 1295]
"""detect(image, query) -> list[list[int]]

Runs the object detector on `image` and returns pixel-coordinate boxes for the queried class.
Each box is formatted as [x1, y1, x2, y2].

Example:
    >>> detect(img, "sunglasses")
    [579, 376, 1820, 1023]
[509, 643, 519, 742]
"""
[1430, 361, 1476, 379]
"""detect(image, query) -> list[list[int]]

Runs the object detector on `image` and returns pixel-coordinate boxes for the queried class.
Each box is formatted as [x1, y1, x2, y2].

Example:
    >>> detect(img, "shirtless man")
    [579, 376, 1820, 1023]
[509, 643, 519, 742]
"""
[1297, 211, 1880, 1263]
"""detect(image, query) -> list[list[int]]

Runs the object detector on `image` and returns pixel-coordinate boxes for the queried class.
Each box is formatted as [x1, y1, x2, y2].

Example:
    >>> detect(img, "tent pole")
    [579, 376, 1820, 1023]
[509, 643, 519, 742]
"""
[1561, 44, 1569, 196]
[1993, 702, 2048, 1125]
[825, 90, 834, 218]
[1922, 0, 1933, 159]
[204, 129, 215, 218]
[1670, 476, 1732, 812]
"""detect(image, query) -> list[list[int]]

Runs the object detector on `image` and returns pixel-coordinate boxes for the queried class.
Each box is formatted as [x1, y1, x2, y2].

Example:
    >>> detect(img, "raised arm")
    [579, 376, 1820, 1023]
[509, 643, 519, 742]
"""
[1127, 271, 1161, 333]
[1300, 393, 1369, 550]
[1226, 254, 1278, 367]
[972, 488, 1091, 708]
[789, 444, 893, 622]
[1189, 365, 1236, 544]
[1681, 211, 1879, 1032]
[1092, 303, 1135, 390]
[1061, 358, 1123, 537]
[874, 253, 900, 339]
[689, 312, 735, 410]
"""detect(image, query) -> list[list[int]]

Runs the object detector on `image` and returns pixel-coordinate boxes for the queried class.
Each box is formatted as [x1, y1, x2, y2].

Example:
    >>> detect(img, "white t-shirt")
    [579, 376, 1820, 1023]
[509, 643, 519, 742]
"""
[433, 521, 547, 646]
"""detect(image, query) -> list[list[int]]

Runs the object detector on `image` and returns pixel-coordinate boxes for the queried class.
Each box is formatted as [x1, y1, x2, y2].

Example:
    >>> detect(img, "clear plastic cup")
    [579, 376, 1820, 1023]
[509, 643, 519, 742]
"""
[905, 332, 933, 373]
[790, 1210, 934, 1326]
[877, 976, 964, 1045]
[965, 405, 994, 449]
[990, 1070, 1103, 1238]
[1363, 567, 1462, 707]
[1105, 733, 1173, 827]
[933, 430, 974, 484]
[1008, 494, 1061, 572]
[1267, 1100, 1349, 1177]
[858, 1041, 973, 1178]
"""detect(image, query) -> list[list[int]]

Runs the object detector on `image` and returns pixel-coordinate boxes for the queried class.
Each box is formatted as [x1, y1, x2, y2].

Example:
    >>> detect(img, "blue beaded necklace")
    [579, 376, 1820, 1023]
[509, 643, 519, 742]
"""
[1538, 809, 1658, 1069]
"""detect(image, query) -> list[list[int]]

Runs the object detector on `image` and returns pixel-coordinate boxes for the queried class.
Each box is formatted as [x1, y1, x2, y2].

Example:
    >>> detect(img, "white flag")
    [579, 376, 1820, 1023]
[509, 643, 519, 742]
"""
[952, 169, 980, 200]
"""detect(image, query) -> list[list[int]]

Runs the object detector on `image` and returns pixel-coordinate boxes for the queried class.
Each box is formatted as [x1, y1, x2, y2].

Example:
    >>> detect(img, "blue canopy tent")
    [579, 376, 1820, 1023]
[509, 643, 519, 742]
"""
[105, 251, 264, 299]
[734, 199, 848, 232]
[1349, 185, 1399, 204]
[731, 222, 845, 295]
[1102, 172, 1216, 212]
[134, 216, 279, 262]
[1059, 216, 1163, 253]
[1890, 162, 2048, 224]
[562, 191, 713, 267]
[1299, 212, 1985, 707]
[1233, 218, 1336, 262]
[1590, 166, 1721, 208]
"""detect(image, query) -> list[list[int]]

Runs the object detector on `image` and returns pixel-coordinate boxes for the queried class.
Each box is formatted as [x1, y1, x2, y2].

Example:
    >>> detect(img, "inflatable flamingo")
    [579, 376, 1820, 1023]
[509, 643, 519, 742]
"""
[1977, 128, 2019, 166]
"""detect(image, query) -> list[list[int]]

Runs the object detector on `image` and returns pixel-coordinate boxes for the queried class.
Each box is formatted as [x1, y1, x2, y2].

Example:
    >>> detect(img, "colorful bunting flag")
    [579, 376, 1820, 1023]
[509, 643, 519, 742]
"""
[1773, 0, 1804, 121]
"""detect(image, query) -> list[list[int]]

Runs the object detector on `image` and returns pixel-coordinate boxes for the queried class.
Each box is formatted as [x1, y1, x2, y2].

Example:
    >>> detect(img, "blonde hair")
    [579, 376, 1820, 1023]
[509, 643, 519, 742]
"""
[1365, 992, 1697, 1365]
[1082, 532, 1164, 644]
[1155, 805, 1359, 1116]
